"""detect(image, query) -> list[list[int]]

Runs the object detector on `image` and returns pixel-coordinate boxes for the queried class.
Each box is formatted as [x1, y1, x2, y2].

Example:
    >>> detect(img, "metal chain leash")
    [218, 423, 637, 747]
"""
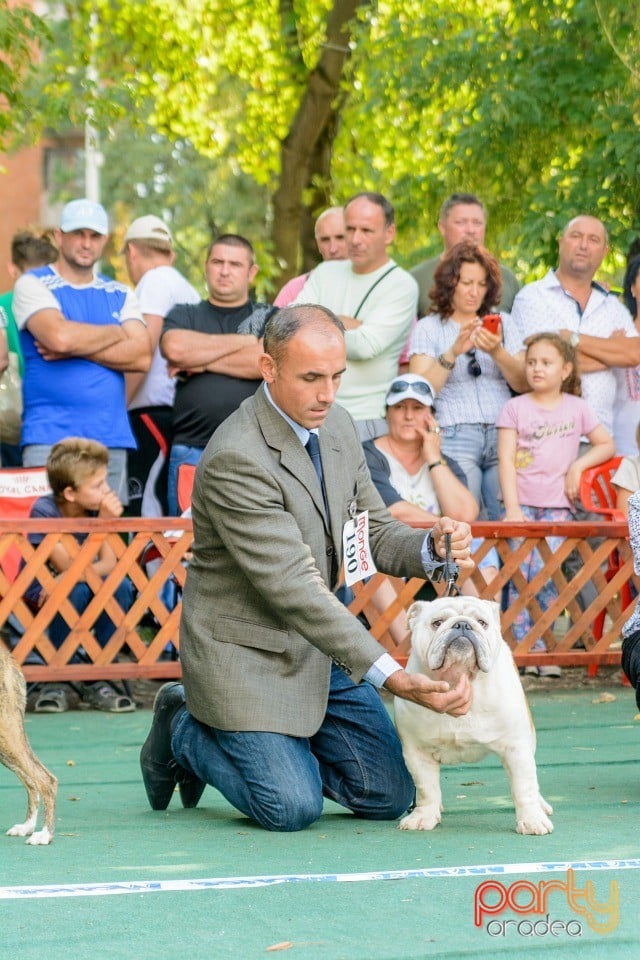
[443, 533, 461, 597]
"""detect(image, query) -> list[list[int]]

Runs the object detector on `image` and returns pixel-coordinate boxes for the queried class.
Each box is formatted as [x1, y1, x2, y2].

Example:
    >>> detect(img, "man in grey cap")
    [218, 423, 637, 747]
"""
[122, 215, 200, 515]
[12, 199, 152, 499]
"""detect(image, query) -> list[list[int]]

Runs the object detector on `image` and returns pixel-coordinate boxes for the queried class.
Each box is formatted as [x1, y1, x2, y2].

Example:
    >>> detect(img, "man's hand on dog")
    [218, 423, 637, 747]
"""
[384, 670, 473, 716]
[431, 516, 474, 570]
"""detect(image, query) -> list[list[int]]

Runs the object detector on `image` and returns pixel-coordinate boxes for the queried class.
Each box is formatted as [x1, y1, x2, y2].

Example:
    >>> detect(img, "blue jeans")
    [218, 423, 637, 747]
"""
[171, 664, 414, 831]
[440, 422, 500, 520]
[48, 579, 134, 655]
[167, 443, 204, 516]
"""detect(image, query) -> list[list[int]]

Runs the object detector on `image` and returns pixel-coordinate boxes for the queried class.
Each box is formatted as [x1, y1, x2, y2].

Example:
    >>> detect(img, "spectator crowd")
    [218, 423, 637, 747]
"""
[2, 191, 640, 706]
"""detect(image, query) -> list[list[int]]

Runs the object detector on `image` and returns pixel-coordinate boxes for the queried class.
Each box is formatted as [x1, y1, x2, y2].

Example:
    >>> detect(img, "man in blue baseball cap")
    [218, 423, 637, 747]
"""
[59, 198, 110, 236]
[12, 199, 152, 498]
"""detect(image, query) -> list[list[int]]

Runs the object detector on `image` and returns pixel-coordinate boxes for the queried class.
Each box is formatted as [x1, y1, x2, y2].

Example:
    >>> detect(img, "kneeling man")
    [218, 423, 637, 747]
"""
[140, 304, 473, 831]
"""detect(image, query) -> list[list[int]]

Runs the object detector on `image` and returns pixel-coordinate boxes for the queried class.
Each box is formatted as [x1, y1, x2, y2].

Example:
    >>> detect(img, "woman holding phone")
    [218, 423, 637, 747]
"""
[408, 241, 525, 518]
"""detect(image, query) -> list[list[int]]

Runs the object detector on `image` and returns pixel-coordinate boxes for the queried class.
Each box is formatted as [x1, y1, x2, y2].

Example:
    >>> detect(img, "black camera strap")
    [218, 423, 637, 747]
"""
[353, 265, 398, 318]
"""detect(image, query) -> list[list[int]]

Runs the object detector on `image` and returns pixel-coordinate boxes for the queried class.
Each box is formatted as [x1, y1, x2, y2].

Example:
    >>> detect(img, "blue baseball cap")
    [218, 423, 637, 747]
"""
[60, 199, 109, 235]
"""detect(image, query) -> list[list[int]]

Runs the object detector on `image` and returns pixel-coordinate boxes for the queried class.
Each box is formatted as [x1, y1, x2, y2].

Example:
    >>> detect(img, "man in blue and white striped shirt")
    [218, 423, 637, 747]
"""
[12, 199, 152, 501]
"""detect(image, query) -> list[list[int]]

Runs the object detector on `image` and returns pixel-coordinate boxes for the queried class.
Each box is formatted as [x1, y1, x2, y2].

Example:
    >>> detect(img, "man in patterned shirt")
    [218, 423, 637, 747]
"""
[511, 215, 640, 437]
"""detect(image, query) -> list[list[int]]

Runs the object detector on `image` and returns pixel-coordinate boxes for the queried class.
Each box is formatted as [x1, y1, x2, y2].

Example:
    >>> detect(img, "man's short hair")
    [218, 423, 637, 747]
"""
[11, 230, 58, 272]
[263, 305, 345, 364]
[126, 238, 173, 257]
[206, 234, 255, 265]
[47, 437, 109, 500]
[561, 215, 609, 246]
[314, 206, 344, 236]
[344, 192, 395, 228]
[439, 193, 486, 222]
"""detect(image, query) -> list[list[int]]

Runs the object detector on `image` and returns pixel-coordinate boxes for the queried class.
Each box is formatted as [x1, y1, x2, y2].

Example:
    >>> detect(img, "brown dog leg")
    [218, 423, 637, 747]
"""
[1, 652, 58, 845]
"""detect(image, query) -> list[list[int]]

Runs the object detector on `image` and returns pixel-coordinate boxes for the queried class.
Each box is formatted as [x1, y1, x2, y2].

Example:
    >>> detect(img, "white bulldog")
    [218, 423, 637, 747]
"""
[395, 597, 553, 836]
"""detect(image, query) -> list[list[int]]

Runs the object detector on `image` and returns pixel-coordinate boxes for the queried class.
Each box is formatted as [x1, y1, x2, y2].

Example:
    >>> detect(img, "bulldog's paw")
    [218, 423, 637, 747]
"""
[398, 805, 442, 831]
[516, 807, 554, 836]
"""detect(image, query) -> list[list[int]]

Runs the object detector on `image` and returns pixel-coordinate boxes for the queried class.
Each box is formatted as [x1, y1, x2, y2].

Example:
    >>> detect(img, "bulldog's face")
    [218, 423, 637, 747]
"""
[407, 597, 503, 685]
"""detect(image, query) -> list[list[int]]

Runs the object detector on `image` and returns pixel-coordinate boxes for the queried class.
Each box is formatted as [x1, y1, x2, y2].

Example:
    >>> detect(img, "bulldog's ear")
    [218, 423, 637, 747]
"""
[406, 601, 429, 632]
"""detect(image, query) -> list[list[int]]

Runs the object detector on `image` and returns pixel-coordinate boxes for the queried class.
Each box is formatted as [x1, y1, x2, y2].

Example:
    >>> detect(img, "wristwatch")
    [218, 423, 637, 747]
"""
[569, 331, 580, 348]
[437, 353, 455, 370]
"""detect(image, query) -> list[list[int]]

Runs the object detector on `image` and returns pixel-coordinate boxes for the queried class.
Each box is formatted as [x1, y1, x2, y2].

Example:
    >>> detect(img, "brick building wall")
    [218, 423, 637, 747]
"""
[0, 145, 45, 291]
[0, 131, 85, 292]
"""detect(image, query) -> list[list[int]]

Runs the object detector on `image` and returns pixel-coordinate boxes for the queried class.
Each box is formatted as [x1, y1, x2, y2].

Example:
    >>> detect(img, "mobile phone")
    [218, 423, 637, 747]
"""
[481, 313, 501, 335]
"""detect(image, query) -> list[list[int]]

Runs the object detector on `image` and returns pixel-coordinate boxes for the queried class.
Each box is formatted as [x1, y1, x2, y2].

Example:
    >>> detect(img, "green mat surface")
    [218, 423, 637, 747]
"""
[1, 687, 639, 959]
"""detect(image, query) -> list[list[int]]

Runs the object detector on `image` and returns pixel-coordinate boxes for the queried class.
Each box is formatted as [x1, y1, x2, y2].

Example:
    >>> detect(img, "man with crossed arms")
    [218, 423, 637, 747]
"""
[12, 199, 151, 500]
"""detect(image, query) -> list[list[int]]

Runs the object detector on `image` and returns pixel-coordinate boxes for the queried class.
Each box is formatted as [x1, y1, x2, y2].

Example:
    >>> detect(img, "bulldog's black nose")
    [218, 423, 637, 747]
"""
[452, 621, 473, 633]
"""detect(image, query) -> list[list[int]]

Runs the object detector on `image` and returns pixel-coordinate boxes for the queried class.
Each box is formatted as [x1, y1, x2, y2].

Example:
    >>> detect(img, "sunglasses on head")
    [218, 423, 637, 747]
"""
[388, 380, 434, 398]
[466, 349, 482, 378]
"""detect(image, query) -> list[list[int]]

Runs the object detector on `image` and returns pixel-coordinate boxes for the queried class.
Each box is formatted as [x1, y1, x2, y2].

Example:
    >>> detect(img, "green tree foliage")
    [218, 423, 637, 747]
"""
[22, 0, 367, 281]
[89, 0, 365, 280]
[100, 122, 276, 296]
[339, 0, 640, 276]
[0, 4, 50, 149]
[7, 0, 640, 283]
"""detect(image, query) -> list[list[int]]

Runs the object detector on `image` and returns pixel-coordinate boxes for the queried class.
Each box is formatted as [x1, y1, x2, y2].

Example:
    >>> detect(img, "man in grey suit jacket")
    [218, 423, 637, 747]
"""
[140, 304, 474, 831]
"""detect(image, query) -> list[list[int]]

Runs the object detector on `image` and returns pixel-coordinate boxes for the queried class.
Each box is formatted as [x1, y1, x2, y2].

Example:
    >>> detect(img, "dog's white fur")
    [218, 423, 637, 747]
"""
[1, 646, 57, 844]
[395, 597, 553, 836]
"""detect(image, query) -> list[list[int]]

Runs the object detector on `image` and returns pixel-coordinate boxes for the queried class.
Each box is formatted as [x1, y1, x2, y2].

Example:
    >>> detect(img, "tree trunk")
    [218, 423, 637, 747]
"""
[299, 106, 341, 272]
[271, 0, 365, 285]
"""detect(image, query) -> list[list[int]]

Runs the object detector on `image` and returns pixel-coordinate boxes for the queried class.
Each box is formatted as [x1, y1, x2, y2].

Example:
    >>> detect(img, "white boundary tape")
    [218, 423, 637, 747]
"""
[2, 858, 640, 900]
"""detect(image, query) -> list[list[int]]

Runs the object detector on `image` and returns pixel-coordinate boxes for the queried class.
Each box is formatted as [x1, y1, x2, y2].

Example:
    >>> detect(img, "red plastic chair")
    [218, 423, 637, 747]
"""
[579, 456, 631, 679]
[579, 456, 625, 521]
[141, 462, 195, 573]
[176, 463, 197, 514]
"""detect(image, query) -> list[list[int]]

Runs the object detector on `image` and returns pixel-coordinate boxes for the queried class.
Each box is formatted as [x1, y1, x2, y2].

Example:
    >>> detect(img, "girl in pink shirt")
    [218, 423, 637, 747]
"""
[497, 333, 614, 674]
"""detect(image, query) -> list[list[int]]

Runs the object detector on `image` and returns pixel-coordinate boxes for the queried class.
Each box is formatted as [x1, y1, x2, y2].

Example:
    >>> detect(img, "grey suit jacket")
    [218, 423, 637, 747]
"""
[180, 384, 428, 736]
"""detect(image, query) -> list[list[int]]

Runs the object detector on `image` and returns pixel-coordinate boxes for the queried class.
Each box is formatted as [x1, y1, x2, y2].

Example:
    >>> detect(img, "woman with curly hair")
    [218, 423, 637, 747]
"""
[408, 241, 525, 519]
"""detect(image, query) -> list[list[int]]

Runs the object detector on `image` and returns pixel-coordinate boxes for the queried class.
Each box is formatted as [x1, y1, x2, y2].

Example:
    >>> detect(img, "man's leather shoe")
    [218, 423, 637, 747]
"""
[140, 682, 205, 810]
[176, 765, 207, 809]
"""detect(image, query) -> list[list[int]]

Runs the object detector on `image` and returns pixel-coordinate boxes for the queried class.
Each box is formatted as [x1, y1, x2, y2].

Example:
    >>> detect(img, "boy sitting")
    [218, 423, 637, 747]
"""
[25, 438, 135, 713]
